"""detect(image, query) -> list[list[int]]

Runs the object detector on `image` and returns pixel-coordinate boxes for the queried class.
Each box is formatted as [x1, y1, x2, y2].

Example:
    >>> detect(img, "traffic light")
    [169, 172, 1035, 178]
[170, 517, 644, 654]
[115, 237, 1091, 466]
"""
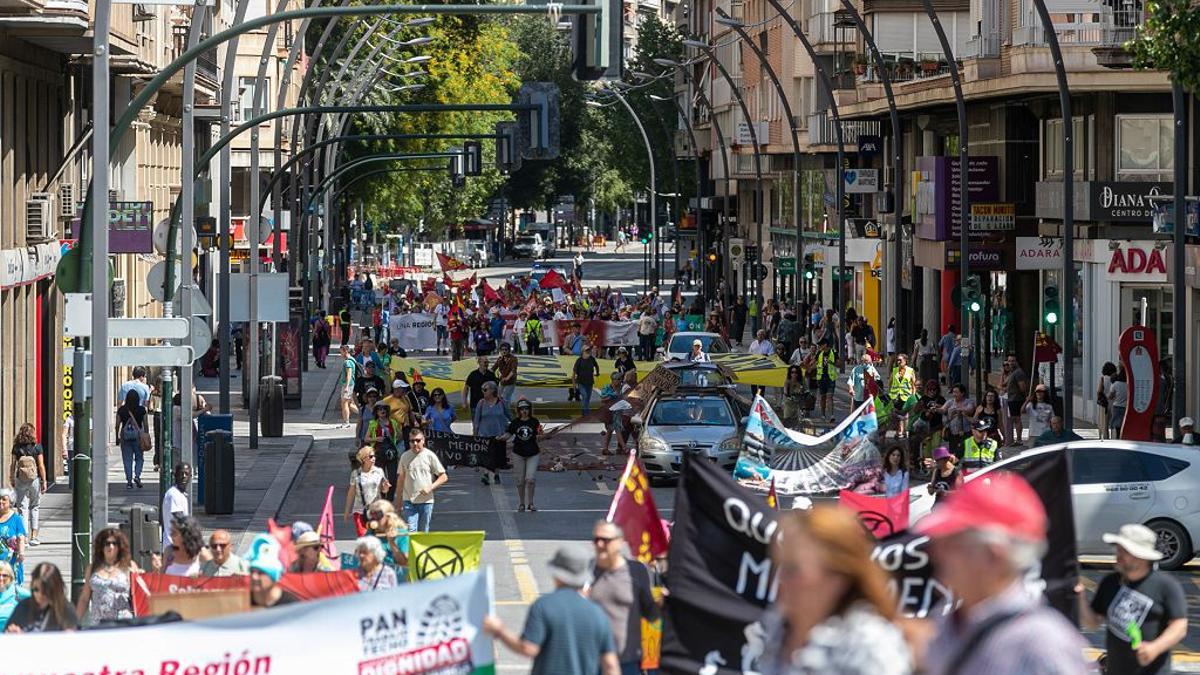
[640, 230, 653, 245]
[963, 274, 983, 313]
[1043, 287, 1060, 326]
[802, 253, 816, 280]
[706, 249, 717, 263]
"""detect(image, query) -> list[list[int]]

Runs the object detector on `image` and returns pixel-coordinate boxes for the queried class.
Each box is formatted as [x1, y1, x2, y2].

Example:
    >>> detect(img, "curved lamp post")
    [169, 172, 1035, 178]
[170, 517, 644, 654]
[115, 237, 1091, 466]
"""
[682, 38, 766, 334]
[714, 8, 804, 306]
[649, 92, 705, 295]
[588, 92, 657, 293]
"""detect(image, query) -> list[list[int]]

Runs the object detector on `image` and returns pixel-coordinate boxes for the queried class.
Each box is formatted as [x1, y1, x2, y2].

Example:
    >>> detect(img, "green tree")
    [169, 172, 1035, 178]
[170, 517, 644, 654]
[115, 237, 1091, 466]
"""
[1127, 0, 1200, 95]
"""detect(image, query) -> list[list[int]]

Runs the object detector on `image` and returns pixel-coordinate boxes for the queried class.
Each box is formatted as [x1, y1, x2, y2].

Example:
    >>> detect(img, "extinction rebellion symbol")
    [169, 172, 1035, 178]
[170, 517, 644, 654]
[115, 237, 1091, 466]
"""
[414, 544, 466, 580]
[856, 510, 897, 538]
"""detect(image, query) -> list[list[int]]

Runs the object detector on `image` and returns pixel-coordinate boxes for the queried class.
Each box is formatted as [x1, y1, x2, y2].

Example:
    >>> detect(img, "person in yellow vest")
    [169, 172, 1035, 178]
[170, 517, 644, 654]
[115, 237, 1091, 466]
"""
[814, 341, 839, 423]
[962, 418, 1001, 471]
[888, 353, 918, 438]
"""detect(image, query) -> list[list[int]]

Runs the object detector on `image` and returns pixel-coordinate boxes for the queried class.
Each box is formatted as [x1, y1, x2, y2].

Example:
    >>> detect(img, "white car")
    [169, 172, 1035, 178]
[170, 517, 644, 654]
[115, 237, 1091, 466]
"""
[664, 331, 731, 361]
[512, 233, 545, 258]
[909, 441, 1200, 569]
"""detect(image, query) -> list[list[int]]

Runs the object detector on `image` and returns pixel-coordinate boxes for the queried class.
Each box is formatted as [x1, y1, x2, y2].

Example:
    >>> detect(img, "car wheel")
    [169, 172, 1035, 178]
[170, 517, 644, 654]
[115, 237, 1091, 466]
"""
[1147, 519, 1193, 570]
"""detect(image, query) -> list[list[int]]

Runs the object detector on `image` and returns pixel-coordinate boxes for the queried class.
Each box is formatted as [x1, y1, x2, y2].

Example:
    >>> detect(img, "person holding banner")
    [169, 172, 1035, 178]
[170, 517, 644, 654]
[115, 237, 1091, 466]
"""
[474, 382, 512, 485]
[916, 473, 1088, 675]
[589, 521, 660, 675]
[495, 343, 520, 406]
[758, 507, 911, 675]
[3, 563, 77, 633]
[424, 388, 456, 433]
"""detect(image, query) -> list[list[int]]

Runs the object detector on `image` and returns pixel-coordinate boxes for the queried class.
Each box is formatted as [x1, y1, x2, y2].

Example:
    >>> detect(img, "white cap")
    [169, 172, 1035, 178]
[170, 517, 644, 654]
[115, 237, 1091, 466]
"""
[1102, 524, 1163, 561]
[393, 379, 410, 389]
[1180, 417, 1195, 428]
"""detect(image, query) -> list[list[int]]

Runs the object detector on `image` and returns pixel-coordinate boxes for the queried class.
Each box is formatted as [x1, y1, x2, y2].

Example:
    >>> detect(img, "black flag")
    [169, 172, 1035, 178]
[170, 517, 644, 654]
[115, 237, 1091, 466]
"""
[870, 448, 1078, 620]
[661, 456, 779, 675]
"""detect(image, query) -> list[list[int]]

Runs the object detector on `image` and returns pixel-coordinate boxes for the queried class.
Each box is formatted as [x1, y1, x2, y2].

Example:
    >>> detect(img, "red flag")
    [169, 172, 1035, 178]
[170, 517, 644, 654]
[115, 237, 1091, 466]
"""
[277, 571, 359, 601]
[481, 279, 501, 302]
[315, 485, 339, 569]
[1033, 331, 1062, 365]
[267, 518, 297, 571]
[606, 452, 671, 563]
[766, 477, 778, 510]
[838, 489, 909, 539]
[437, 251, 468, 271]
[130, 573, 249, 616]
[538, 268, 569, 290]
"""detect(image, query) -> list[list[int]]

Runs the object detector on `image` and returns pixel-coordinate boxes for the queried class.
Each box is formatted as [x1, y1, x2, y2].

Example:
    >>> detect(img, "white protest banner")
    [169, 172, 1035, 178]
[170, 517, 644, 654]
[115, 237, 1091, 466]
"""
[735, 395, 883, 495]
[541, 320, 639, 348]
[7, 570, 495, 675]
[389, 311, 437, 351]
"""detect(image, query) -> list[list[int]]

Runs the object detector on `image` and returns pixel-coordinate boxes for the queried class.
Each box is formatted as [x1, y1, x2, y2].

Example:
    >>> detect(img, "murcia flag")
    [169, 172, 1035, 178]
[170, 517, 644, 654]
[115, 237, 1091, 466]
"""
[437, 251, 469, 271]
[606, 452, 671, 563]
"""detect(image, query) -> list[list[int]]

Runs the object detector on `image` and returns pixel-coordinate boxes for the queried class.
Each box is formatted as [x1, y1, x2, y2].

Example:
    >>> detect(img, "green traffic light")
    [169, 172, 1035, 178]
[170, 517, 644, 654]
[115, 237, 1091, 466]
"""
[1045, 310, 1059, 325]
[968, 299, 982, 313]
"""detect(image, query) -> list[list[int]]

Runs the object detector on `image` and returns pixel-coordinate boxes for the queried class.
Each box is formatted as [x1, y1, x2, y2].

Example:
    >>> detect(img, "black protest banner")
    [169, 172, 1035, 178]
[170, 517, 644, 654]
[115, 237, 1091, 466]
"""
[871, 449, 1077, 620]
[661, 456, 778, 675]
[426, 431, 494, 469]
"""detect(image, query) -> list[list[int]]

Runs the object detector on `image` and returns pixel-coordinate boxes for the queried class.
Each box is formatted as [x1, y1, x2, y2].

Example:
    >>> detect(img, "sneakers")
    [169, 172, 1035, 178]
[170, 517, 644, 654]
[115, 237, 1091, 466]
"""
[135, 478, 143, 488]
[126, 481, 134, 489]
[480, 474, 491, 486]
[28, 537, 39, 547]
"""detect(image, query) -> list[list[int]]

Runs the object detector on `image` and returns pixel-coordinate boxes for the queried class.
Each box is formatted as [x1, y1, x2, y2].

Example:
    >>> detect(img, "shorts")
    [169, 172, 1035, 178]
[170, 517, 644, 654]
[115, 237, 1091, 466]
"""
[341, 385, 354, 401]
[512, 453, 539, 482]
[818, 377, 835, 395]
[436, 325, 448, 338]
[1006, 399, 1023, 418]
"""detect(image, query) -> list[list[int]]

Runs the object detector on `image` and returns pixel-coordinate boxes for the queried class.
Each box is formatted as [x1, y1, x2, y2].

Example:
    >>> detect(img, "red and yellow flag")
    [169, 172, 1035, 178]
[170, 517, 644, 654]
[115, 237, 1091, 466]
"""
[437, 251, 469, 271]
[606, 452, 671, 563]
[766, 477, 779, 509]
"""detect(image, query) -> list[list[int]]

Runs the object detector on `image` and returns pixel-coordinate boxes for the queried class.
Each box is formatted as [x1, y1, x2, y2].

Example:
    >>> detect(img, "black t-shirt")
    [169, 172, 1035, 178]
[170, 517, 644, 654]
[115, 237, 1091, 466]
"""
[573, 357, 599, 386]
[5, 597, 78, 632]
[12, 442, 43, 461]
[613, 355, 635, 375]
[918, 394, 947, 432]
[508, 417, 542, 457]
[465, 369, 498, 409]
[1092, 570, 1187, 675]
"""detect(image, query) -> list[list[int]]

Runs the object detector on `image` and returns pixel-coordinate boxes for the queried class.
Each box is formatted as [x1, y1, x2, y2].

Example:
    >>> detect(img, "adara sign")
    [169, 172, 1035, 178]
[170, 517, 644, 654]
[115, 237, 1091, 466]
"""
[1107, 244, 1168, 279]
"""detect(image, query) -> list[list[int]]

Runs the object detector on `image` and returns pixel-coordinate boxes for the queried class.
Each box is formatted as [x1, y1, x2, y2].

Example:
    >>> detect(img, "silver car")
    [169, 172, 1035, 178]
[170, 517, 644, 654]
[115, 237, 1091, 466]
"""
[633, 392, 744, 483]
[909, 441, 1200, 569]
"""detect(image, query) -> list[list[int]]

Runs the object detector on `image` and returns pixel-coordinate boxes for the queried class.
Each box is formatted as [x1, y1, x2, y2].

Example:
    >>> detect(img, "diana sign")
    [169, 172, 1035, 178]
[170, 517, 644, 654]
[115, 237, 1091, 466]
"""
[1092, 182, 1172, 221]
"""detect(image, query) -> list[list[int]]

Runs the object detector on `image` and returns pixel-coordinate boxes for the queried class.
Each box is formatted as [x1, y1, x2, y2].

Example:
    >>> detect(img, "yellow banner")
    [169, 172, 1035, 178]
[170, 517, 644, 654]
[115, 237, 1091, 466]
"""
[407, 531, 484, 582]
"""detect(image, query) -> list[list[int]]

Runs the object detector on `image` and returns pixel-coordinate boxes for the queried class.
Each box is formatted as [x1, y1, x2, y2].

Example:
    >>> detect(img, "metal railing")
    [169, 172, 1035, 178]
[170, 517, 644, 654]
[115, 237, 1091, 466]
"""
[964, 32, 1002, 58]
[1013, 7, 1145, 47]
[849, 51, 955, 83]
[172, 24, 219, 81]
[806, 9, 857, 45]
[807, 111, 881, 145]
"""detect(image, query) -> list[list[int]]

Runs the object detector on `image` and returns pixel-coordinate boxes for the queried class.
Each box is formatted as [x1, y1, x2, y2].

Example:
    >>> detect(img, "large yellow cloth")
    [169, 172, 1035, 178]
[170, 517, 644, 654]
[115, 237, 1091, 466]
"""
[390, 353, 787, 391]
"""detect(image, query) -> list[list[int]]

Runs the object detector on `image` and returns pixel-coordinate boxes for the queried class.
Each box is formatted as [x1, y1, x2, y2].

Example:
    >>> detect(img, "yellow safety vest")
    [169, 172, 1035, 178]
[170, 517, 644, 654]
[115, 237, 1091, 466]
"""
[816, 350, 837, 380]
[889, 366, 916, 400]
[963, 436, 998, 465]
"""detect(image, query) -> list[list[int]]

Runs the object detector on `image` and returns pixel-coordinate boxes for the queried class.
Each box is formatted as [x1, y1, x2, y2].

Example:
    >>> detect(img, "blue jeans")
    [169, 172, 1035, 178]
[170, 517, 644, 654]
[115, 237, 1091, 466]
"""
[620, 662, 644, 675]
[403, 500, 434, 533]
[120, 440, 144, 483]
[499, 384, 516, 406]
[577, 384, 593, 416]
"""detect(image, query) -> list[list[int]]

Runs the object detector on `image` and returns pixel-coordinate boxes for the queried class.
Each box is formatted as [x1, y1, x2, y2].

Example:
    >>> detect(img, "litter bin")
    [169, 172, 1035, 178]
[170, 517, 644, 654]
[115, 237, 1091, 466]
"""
[203, 429, 235, 515]
[260, 375, 285, 437]
[120, 503, 161, 566]
[196, 413, 233, 507]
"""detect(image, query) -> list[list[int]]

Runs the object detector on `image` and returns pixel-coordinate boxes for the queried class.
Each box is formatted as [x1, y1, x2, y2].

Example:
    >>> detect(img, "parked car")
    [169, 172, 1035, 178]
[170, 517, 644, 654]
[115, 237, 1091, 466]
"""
[909, 441, 1200, 570]
[512, 233, 545, 258]
[465, 242, 489, 268]
[664, 331, 732, 361]
[633, 386, 747, 483]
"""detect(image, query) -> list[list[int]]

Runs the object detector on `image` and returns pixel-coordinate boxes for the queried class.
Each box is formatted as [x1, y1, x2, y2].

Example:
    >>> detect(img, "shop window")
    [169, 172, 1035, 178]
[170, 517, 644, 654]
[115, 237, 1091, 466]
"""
[1115, 114, 1173, 182]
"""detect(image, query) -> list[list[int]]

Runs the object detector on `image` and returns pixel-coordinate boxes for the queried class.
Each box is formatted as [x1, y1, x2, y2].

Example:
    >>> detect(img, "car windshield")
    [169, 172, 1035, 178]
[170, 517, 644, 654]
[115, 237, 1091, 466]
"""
[517, 236, 537, 244]
[649, 398, 734, 426]
[674, 368, 730, 387]
[668, 335, 728, 354]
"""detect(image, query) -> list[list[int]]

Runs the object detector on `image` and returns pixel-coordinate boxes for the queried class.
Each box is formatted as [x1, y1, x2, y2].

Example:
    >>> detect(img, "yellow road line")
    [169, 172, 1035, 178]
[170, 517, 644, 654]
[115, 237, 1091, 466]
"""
[514, 563, 540, 603]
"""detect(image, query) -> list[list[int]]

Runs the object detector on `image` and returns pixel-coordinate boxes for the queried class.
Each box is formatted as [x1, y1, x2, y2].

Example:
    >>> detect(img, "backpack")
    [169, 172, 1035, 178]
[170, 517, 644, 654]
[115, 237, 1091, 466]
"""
[14, 445, 38, 484]
[121, 416, 141, 442]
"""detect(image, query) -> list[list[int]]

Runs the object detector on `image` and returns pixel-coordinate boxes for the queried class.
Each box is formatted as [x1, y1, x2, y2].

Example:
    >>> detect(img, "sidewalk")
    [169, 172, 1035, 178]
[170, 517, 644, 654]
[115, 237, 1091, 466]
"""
[28, 355, 343, 576]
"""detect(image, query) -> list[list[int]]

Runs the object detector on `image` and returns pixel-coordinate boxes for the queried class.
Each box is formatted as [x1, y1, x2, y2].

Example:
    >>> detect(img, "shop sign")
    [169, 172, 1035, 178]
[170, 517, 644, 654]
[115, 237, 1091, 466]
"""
[1015, 236, 1063, 270]
[970, 203, 1015, 231]
[915, 156, 1000, 241]
[843, 169, 880, 194]
[735, 120, 768, 146]
[1092, 182, 1171, 221]
[70, 201, 154, 253]
[857, 135, 882, 158]
[776, 257, 796, 275]
[1107, 244, 1168, 280]
[848, 218, 881, 238]
[945, 244, 1005, 269]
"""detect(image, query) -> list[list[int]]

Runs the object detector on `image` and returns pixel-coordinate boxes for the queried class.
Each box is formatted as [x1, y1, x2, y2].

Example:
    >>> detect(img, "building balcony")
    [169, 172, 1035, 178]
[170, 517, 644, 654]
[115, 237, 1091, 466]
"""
[846, 51, 956, 84]
[172, 23, 220, 86]
[1012, 6, 1144, 49]
[806, 8, 859, 51]
[807, 110, 881, 146]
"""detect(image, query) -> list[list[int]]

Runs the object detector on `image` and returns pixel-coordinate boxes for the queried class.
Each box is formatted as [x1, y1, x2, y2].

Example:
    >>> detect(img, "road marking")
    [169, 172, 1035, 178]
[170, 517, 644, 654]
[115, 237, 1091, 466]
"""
[490, 482, 540, 603]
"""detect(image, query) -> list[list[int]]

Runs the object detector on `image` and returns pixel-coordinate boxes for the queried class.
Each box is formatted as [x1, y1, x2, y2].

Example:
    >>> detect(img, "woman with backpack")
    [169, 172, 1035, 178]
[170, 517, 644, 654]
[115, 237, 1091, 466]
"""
[364, 402, 403, 501]
[9, 424, 46, 546]
[116, 390, 147, 490]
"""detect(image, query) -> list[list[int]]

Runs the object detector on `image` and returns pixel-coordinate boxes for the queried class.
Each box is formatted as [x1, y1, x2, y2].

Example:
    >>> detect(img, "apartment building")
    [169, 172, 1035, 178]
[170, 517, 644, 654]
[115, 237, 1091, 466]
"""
[829, 0, 1196, 419]
[0, 0, 236, 475]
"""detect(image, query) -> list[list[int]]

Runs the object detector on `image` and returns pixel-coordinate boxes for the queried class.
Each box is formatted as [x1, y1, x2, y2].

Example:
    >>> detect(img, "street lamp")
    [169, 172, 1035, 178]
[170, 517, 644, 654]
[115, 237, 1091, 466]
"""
[650, 91, 705, 292]
[682, 37, 767, 334]
[654, 56, 733, 305]
[587, 92, 658, 292]
[714, 9, 804, 308]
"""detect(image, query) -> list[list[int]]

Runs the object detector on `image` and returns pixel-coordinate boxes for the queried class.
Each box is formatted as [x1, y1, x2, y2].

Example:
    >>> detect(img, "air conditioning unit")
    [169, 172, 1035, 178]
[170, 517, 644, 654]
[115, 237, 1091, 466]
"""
[26, 193, 54, 241]
[59, 183, 76, 217]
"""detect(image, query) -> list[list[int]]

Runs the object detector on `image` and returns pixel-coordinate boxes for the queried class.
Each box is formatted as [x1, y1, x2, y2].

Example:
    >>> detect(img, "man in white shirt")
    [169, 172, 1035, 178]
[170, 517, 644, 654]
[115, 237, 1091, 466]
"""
[434, 300, 450, 355]
[748, 330, 775, 356]
[162, 463, 192, 555]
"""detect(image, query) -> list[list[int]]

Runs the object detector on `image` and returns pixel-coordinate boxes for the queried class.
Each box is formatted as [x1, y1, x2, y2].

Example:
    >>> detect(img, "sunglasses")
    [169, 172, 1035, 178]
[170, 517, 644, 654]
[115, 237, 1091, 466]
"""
[0, 573, 12, 580]
[103, 540, 119, 549]
[210, 543, 229, 550]
[593, 535, 620, 545]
